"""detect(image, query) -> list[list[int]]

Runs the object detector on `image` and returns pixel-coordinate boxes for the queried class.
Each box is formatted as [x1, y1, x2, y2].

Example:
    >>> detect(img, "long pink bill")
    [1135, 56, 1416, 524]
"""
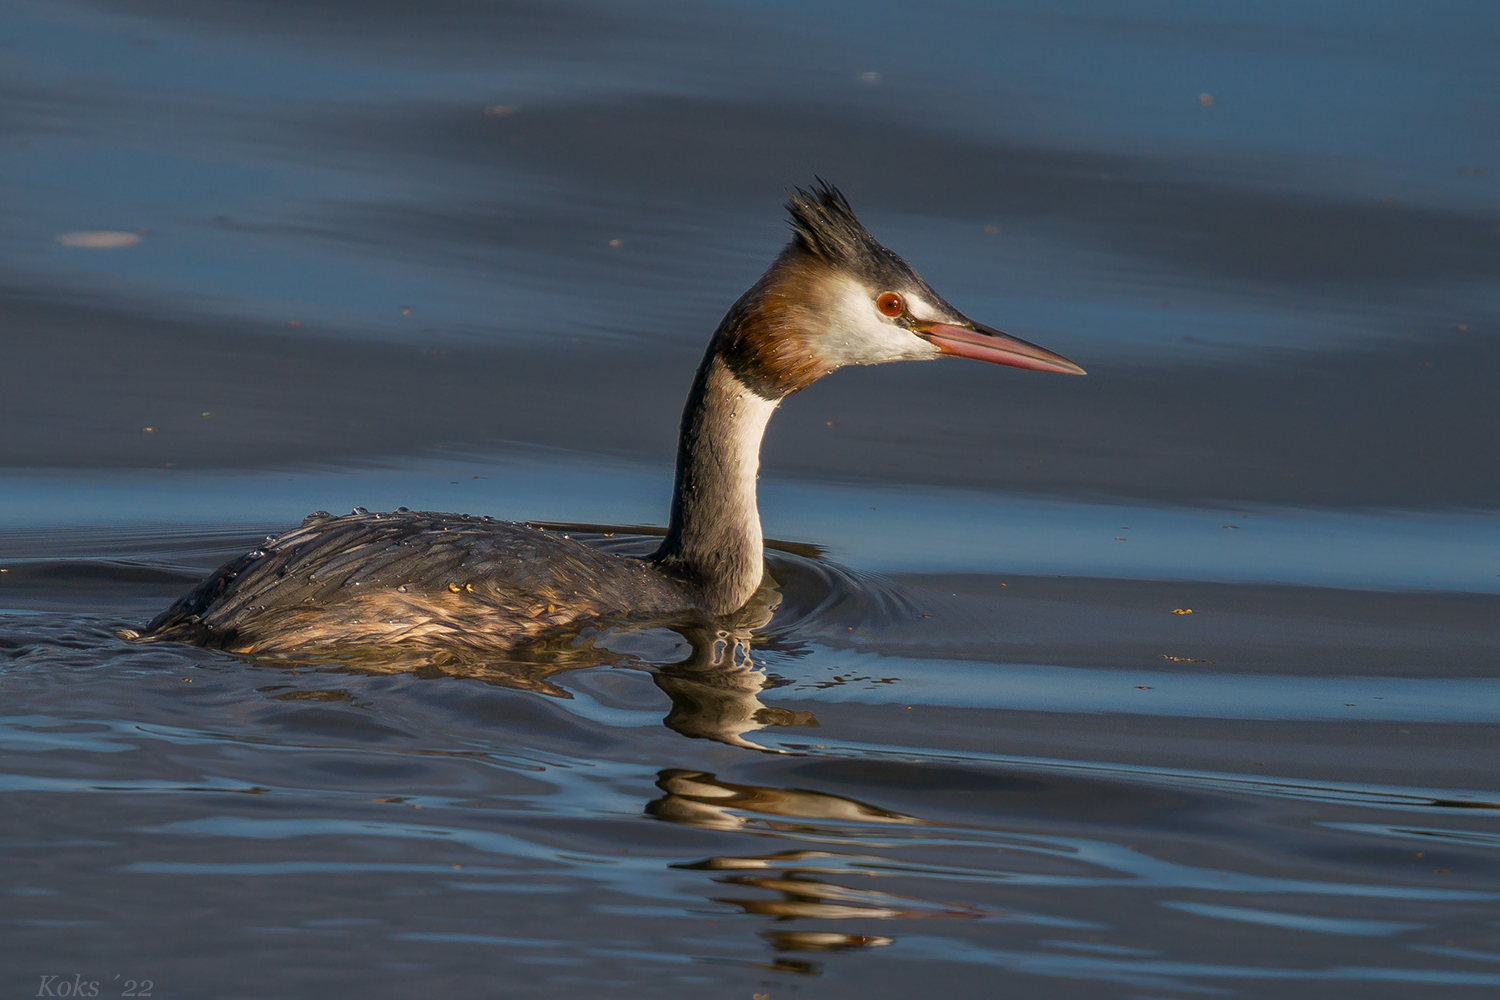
[916, 321, 1086, 375]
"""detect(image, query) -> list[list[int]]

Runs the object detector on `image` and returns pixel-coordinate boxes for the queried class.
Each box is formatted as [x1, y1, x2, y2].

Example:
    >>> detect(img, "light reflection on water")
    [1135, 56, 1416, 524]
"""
[6, 676, 1499, 989]
[2, 515, 1496, 995]
[4, 0, 1500, 992]
[5, 456, 1499, 593]
[4, 568, 1499, 992]
[758, 655, 1500, 722]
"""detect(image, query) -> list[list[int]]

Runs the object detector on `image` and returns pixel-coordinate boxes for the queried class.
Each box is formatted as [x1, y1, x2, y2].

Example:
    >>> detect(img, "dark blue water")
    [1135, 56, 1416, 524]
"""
[3, 0, 1499, 996]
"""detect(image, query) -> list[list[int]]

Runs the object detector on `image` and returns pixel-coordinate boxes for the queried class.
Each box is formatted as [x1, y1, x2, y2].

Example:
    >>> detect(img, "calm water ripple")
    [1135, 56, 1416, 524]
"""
[3, 556, 1499, 995]
[5, 0, 1499, 992]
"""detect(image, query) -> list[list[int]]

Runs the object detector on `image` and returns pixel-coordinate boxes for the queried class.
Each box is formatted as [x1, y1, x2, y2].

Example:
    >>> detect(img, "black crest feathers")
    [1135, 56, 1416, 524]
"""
[784, 180, 925, 291]
[785, 180, 881, 266]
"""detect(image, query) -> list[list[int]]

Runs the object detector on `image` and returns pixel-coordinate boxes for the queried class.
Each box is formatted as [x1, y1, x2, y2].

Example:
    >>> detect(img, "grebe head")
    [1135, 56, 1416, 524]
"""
[717, 181, 1085, 399]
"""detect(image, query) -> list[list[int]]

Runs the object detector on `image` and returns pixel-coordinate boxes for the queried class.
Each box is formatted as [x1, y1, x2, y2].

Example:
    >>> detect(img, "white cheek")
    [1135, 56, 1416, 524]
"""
[822, 283, 938, 366]
[903, 293, 940, 322]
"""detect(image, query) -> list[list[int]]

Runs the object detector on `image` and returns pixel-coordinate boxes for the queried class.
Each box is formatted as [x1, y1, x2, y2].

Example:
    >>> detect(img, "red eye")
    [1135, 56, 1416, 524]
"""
[876, 292, 904, 317]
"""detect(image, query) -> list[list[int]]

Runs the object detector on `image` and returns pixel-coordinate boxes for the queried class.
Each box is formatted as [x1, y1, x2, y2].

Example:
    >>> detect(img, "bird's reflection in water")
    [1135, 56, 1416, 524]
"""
[647, 769, 982, 974]
[646, 572, 827, 750]
[650, 606, 819, 750]
[648, 769, 921, 830]
[252, 565, 824, 751]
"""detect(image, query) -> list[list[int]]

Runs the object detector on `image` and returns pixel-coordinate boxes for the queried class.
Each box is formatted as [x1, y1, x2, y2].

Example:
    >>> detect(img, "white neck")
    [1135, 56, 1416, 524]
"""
[652, 353, 779, 613]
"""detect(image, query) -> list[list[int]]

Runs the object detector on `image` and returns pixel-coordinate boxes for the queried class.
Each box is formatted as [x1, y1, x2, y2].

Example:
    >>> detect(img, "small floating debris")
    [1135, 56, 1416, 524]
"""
[56, 230, 142, 248]
[1172, 608, 1193, 615]
[483, 105, 515, 116]
[1162, 655, 1215, 664]
[1198, 93, 1215, 106]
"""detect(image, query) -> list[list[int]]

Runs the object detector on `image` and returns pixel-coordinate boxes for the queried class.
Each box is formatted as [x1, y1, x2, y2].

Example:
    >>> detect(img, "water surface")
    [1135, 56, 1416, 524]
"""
[2, 0, 1498, 996]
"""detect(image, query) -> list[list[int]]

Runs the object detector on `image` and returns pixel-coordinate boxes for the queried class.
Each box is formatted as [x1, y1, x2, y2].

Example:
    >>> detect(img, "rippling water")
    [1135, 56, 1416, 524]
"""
[4, 0, 1499, 995]
[5, 511, 1500, 996]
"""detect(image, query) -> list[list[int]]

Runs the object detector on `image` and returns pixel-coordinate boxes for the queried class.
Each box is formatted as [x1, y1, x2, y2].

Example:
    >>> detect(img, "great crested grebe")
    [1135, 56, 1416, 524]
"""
[136, 183, 1084, 655]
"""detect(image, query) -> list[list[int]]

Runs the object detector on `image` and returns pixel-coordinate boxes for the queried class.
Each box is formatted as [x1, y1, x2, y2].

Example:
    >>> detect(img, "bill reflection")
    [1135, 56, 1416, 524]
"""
[647, 769, 980, 974]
